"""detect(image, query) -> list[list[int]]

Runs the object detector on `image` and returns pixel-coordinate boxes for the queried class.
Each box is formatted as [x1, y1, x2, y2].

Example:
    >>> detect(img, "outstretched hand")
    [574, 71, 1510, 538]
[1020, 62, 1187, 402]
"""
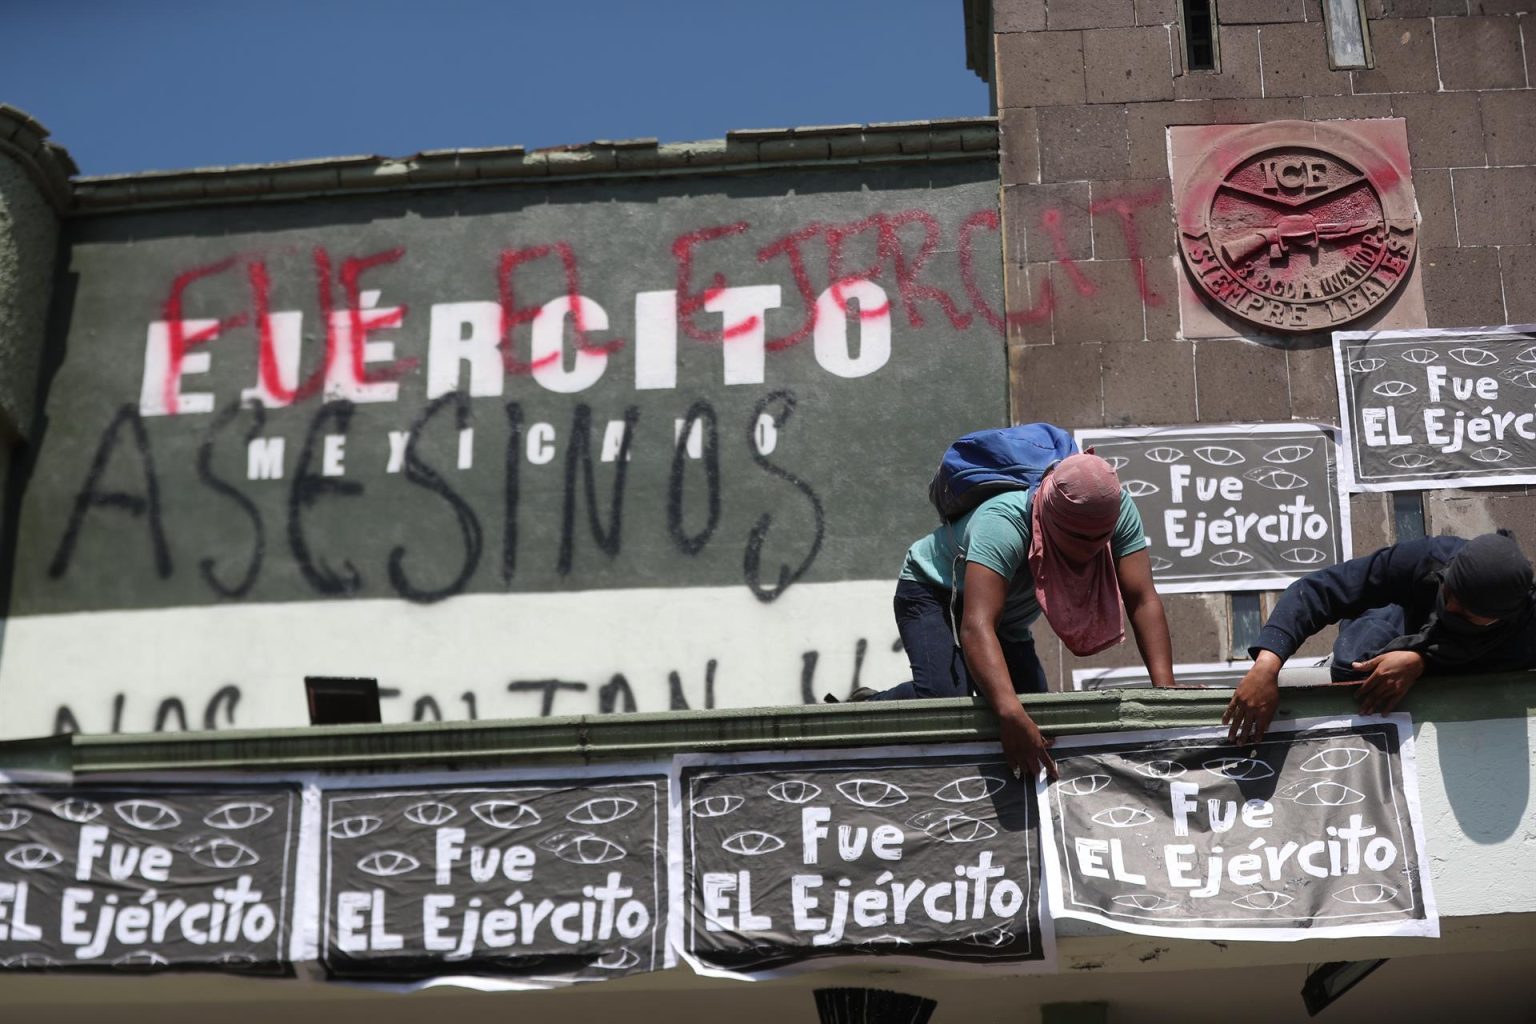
[1353, 650, 1425, 715]
[999, 707, 1058, 781]
[1224, 652, 1282, 745]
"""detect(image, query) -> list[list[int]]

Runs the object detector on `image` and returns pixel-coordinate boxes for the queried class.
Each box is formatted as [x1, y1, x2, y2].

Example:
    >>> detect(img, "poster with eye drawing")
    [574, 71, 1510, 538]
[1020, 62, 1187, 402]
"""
[1038, 717, 1437, 941]
[0, 783, 299, 973]
[319, 771, 669, 988]
[674, 744, 1050, 979]
[1075, 424, 1349, 594]
[1334, 324, 1536, 490]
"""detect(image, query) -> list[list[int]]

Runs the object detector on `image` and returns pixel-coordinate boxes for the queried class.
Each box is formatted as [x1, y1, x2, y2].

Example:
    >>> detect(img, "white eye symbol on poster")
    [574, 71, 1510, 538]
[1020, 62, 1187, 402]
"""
[1333, 325, 1536, 490]
[1075, 424, 1350, 593]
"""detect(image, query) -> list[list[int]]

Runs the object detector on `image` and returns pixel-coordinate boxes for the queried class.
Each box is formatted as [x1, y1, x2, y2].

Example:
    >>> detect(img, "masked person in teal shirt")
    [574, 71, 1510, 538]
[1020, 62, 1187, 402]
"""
[862, 454, 1175, 780]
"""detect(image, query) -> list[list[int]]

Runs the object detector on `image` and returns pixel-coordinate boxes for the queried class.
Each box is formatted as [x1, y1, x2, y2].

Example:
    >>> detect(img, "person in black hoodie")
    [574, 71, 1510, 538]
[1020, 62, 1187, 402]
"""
[1225, 530, 1536, 744]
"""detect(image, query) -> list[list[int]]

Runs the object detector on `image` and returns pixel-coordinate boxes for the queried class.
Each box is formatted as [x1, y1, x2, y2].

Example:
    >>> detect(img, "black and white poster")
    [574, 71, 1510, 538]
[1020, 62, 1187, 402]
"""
[319, 770, 669, 988]
[1335, 324, 1536, 491]
[1038, 717, 1437, 940]
[1076, 424, 1349, 594]
[674, 744, 1050, 979]
[0, 782, 299, 972]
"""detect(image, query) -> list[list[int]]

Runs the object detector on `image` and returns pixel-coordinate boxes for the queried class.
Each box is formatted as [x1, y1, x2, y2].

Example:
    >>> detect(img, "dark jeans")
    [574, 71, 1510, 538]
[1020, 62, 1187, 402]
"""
[1330, 604, 1408, 682]
[870, 578, 1047, 701]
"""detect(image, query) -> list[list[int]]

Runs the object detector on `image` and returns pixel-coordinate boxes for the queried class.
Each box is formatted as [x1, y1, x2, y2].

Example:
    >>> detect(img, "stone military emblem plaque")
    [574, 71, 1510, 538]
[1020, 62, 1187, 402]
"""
[1176, 121, 1418, 334]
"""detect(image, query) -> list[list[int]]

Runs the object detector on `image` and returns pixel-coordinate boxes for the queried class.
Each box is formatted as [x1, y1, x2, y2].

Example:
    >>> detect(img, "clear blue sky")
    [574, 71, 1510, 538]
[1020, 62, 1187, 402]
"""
[3, 0, 991, 176]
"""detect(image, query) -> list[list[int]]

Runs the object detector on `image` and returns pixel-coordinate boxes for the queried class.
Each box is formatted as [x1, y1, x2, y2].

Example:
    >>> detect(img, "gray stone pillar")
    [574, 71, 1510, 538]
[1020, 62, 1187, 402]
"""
[0, 104, 71, 444]
[0, 105, 71, 558]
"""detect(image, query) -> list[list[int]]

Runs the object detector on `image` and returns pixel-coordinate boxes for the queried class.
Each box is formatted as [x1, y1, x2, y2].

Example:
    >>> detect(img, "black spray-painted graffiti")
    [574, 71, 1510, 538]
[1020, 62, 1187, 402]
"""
[45, 637, 897, 734]
[52, 686, 243, 737]
[44, 393, 824, 606]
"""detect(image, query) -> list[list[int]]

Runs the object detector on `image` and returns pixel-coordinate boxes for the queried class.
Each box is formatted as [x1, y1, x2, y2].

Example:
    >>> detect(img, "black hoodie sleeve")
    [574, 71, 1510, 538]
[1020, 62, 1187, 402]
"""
[1250, 537, 1462, 663]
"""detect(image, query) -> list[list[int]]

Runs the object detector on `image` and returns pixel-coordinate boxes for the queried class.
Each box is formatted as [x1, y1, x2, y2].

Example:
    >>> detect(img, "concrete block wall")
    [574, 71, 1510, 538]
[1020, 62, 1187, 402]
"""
[991, 0, 1536, 685]
[0, 106, 70, 561]
[0, 106, 70, 442]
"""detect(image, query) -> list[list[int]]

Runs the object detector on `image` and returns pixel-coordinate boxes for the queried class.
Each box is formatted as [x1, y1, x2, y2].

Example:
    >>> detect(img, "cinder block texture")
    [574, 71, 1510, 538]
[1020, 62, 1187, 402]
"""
[1134, 0, 1178, 26]
[1467, 0, 1534, 11]
[1084, 26, 1175, 103]
[1126, 101, 1210, 177]
[1420, 247, 1508, 326]
[1000, 106, 1041, 186]
[1193, 339, 1292, 423]
[1302, 93, 1395, 122]
[1391, 92, 1486, 169]
[1285, 344, 1340, 423]
[1089, 179, 1175, 260]
[1011, 341, 1104, 426]
[1501, 246, 1536, 323]
[1481, 91, 1536, 167]
[1218, 0, 1307, 23]
[1102, 340, 1197, 425]
[1452, 167, 1536, 247]
[1142, 257, 1182, 340]
[1004, 182, 1092, 263]
[1350, 493, 1397, 556]
[996, 31, 1086, 108]
[1351, 19, 1439, 94]
[993, 0, 1046, 33]
[1203, 97, 1305, 124]
[0, 158, 61, 439]
[1427, 491, 1536, 554]
[1045, 0, 1136, 30]
[1258, 22, 1351, 97]
[1005, 262, 1056, 346]
[1433, 16, 1528, 91]
[1367, 0, 1474, 15]
[1410, 168, 1458, 250]
[1176, 26, 1262, 100]
[1050, 260, 1155, 344]
[1039, 104, 1130, 181]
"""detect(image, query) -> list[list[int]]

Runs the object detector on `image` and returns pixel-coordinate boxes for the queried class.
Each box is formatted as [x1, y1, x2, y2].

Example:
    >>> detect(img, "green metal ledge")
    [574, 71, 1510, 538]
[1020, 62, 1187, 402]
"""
[0, 674, 1532, 777]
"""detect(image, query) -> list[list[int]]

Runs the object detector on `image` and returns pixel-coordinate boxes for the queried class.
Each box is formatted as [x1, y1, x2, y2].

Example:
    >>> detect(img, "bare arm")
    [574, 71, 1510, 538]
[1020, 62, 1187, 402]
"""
[960, 561, 1057, 780]
[1115, 548, 1175, 687]
[1225, 650, 1282, 745]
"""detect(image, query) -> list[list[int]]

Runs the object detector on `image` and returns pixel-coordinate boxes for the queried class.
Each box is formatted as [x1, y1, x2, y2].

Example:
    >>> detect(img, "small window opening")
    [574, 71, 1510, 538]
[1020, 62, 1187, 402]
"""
[1392, 492, 1426, 542]
[1322, 0, 1373, 70]
[1180, 0, 1219, 72]
[1230, 592, 1264, 660]
[305, 676, 382, 725]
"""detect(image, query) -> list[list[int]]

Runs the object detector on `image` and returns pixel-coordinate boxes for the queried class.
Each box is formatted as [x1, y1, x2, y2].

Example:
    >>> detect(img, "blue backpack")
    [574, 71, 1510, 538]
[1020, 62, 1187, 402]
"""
[928, 423, 1079, 521]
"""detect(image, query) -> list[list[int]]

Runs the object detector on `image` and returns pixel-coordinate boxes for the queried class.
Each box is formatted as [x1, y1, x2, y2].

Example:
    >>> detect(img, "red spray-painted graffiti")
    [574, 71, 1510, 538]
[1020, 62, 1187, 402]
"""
[957, 190, 1168, 332]
[499, 241, 624, 373]
[147, 195, 1168, 414]
[168, 247, 422, 414]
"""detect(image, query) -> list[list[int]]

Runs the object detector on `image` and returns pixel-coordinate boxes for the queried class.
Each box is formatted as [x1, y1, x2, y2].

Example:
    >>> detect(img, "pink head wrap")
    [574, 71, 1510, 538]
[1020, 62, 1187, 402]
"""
[1028, 453, 1125, 657]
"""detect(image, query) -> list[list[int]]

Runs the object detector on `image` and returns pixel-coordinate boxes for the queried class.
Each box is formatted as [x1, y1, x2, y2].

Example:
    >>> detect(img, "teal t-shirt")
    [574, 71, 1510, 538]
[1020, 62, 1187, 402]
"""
[900, 489, 1147, 641]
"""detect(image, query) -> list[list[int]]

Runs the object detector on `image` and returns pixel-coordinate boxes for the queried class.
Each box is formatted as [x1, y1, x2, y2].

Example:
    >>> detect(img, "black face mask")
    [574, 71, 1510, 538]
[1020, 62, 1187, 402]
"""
[1380, 577, 1533, 669]
[1430, 588, 1499, 638]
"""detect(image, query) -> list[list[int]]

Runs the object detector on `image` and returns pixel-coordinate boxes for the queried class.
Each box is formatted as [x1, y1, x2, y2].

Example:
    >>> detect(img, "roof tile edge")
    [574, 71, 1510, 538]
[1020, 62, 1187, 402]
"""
[8, 673, 1532, 777]
[67, 117, 1000, 215]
